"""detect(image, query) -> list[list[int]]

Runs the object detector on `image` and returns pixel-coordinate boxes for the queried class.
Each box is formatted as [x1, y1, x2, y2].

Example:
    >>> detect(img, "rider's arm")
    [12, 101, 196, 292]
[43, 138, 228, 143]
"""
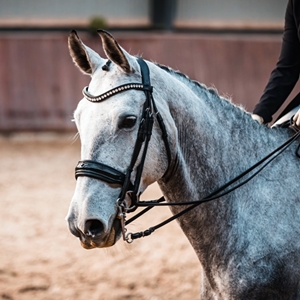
[253, 0, 300, 124]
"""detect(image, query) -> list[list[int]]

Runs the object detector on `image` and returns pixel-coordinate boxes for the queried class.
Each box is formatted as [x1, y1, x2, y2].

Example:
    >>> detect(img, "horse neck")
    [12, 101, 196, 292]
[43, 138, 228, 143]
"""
[155, 73, 282, 263]
[157, 71, 284, 211]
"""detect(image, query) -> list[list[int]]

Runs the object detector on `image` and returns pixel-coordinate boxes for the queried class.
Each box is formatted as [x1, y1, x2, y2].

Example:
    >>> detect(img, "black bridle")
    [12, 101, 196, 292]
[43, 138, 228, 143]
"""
[75, 57, 300, 244]
[75, 58, 171, 241]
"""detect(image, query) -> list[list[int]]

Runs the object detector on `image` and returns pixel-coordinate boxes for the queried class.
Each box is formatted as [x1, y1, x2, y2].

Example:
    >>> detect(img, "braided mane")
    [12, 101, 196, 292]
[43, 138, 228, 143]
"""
[154, 62, 254, 124]
[156, 63, 226, 100]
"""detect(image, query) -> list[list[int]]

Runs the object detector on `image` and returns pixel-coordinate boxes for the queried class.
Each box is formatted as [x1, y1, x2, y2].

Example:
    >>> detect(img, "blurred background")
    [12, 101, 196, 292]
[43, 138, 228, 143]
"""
[0, 1, 295, 300]
[0, 0, 295, 132]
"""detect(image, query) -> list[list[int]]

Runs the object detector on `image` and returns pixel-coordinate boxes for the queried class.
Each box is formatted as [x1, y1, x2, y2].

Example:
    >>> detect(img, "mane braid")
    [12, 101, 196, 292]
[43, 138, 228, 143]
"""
[156, 63, 221, 99]
[154, 62, 258, 129]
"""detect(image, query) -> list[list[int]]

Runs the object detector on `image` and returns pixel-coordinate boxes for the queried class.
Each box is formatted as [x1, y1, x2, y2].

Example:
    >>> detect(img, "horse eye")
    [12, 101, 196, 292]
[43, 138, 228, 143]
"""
[118, 116, 137, 129]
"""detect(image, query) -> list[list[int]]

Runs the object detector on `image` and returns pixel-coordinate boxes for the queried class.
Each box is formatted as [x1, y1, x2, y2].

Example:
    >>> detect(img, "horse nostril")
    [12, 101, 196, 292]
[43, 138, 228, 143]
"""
[84, 219, 104, 238]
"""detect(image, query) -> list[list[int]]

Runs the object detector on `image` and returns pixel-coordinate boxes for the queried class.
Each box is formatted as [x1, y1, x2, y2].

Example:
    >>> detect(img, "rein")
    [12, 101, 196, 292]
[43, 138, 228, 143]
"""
[125, 129, 300, 242]
[76, 57, 300, 244]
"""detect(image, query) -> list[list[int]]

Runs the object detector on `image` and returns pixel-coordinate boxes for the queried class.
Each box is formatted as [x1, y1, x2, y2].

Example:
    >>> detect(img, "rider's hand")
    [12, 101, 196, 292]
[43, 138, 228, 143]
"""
[251, 114, 264, 124]
[293, 109, 300, 128]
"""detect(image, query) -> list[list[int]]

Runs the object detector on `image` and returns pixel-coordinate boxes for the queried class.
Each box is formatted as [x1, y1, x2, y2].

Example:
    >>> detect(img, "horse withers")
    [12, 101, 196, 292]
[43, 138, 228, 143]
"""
[66, 30, 300, 299]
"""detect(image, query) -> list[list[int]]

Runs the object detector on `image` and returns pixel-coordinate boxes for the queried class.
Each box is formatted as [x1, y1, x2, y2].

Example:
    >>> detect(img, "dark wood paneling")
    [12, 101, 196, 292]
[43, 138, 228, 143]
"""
[0, 32, 286, 131]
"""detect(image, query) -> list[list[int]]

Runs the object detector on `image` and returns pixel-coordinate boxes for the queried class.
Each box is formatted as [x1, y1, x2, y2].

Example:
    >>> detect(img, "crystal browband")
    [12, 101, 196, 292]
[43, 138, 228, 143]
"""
[82, 83, 146, 102]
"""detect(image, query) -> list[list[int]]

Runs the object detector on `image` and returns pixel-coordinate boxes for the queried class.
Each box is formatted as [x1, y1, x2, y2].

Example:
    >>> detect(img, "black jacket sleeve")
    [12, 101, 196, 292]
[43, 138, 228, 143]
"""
[253, 0, 300, 123]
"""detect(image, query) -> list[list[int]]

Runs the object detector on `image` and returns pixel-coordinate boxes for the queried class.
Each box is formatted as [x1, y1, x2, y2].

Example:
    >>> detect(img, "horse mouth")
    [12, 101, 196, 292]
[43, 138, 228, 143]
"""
[79, 218, 122, 249]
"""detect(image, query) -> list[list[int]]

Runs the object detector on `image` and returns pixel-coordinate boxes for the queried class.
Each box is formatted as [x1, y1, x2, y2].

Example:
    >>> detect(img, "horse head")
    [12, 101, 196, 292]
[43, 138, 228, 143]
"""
[66, 30, 172, 248]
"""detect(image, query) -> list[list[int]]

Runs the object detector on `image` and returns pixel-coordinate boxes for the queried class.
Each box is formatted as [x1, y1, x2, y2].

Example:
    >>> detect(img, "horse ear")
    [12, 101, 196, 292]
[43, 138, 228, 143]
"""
[68, 30, 105, 75]
[97, 30, 134, 73]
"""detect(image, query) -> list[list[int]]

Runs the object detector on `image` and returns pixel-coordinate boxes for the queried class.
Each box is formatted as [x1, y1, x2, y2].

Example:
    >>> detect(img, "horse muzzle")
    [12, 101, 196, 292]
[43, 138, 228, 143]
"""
[66, 213, 122, 248]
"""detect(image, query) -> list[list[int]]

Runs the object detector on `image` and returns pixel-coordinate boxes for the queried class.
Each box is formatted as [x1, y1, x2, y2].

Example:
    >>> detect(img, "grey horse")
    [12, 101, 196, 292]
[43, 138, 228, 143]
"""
[66, 30, 300, 299]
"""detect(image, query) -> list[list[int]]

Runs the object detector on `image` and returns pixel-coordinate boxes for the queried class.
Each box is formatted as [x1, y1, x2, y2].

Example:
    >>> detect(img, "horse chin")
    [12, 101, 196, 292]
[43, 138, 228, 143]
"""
[80, 218, 122, 249]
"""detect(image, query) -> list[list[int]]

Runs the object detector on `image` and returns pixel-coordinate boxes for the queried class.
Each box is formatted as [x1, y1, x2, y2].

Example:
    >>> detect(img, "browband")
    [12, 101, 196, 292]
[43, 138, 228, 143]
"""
[82, 83, 145, 102]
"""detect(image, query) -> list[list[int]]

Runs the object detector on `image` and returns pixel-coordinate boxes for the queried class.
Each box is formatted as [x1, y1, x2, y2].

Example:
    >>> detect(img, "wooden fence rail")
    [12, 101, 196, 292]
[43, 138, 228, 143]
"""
[0, 31, 290, 131]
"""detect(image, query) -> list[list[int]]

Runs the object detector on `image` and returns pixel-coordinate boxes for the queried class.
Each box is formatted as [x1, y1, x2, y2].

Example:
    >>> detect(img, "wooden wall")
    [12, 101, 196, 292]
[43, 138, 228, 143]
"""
[0, 32, 291, 131]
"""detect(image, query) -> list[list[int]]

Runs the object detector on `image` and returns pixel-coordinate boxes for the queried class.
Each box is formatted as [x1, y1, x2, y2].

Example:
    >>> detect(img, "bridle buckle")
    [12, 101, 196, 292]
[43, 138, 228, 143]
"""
[116, 199, 128, 241]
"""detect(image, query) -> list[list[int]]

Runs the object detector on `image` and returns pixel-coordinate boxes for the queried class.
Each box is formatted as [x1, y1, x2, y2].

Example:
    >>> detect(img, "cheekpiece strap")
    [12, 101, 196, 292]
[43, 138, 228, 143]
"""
[137, 57, 151, 89]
